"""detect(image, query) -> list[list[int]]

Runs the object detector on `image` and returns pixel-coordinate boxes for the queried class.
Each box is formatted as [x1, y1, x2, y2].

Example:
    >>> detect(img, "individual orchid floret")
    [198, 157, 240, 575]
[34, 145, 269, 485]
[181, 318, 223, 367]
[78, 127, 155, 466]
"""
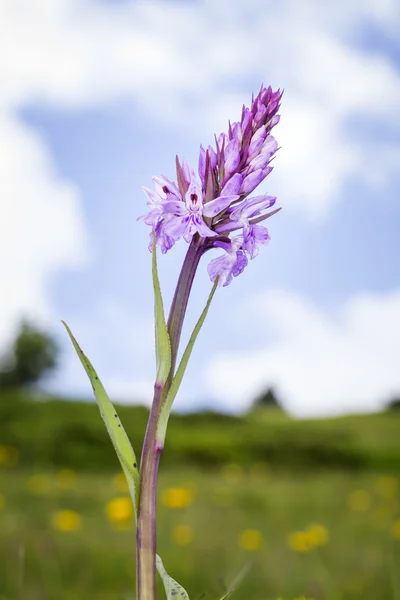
[242, 224, 270, 259]
[139, 175, 181, 228]
[207, 237, 248, 287]
[215, 194, 275, 235]
[162, 173, 216, 242]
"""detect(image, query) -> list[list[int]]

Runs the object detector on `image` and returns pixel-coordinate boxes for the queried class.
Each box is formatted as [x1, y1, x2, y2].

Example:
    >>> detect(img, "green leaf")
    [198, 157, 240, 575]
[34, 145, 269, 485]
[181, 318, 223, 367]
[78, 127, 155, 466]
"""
[156, 278, 218, 445]
[152, 232, 171, 385]
[156, 555, 190, 600]
[62, 321, 139, 517]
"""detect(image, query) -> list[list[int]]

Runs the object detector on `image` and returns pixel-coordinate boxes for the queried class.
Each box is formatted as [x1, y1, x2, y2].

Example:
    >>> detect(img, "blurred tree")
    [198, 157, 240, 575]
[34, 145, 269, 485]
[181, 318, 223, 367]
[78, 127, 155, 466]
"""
[252, 386, 282, 410]
[0, 320, 59, 391]
[387, 397, 400, 411]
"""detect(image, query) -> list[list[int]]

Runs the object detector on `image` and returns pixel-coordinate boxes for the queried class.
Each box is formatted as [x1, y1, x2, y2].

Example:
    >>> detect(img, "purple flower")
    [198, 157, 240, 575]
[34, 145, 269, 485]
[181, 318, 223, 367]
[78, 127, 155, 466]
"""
[162, 173, 216, 242]
[215, 194, 276, 234]
[212, 86, 282, 194]
[207, 238, 248, 287]
[243, 224, 270, 259]
[139, 175, 181, 227]
[140, 84, 282, 285]
[141, 164, 239, 248]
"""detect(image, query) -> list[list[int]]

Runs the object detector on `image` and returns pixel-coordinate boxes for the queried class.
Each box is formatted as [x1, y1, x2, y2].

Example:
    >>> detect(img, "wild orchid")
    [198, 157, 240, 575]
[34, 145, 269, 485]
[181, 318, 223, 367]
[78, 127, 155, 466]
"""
[63, 84, 282, 600]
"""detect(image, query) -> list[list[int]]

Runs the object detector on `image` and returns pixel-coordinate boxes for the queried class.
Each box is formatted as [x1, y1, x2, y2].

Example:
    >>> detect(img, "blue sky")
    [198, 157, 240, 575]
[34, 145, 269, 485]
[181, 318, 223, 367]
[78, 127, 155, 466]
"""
[1, 0, 400, 416]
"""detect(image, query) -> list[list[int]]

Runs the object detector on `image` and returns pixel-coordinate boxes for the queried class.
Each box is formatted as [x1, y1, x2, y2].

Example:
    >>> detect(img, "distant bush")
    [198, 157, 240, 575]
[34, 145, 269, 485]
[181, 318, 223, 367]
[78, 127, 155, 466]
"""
[1, 397, 399, 473]
[0, 320, 59, 391]
[251, 387, 283, 410]
[387, 397, 400, 411]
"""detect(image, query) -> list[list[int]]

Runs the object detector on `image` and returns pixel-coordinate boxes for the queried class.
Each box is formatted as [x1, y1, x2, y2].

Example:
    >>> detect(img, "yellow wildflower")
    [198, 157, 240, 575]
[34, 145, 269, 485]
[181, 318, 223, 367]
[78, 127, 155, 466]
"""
[238, 529, 263, 551]
[391, 519, 400, 540]
[112, 472, 129, 493]
[375, 476, 398, 499]
[348, 489, 371, 512]
[294, 596, 313, 600]
[52, 510, 81, 531]
[106, 497, 133, 523]
[287, 531, 314, 553]
[27, 474, 51, 495]
[172, 524, 193, 546]
[56, 469, 77, 490]
[161, 488, 193, 510]
[306, 523, 329, 546]
[0, 445, 19, 467]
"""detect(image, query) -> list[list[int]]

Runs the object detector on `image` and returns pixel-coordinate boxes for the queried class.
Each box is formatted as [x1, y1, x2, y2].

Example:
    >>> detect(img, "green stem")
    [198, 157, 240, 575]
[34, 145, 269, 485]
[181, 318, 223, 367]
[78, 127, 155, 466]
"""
[136, 382, 164, 600]
[136, 235, 206, 600]
[167, 235, 206, 376]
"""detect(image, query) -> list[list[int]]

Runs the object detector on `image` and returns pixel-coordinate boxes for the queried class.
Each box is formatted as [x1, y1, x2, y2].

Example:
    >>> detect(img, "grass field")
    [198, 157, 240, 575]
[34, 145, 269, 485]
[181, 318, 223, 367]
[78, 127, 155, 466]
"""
[2, 398, 400, 599]
[1, 465, 400, 600]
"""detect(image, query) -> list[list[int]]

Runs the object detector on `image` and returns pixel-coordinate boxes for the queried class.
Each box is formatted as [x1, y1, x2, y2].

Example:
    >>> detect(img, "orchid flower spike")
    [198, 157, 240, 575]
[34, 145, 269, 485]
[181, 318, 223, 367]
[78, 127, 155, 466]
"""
[139, 85, 282, 285]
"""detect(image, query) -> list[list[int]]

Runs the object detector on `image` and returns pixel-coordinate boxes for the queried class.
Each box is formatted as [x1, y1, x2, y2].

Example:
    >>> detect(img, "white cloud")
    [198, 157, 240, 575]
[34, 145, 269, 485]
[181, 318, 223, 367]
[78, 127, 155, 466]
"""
[0, 0, 399, 405]
[53, 296, 154, 402]
[0, 110, 88, 346]
[204, 289, 400, 417]
[1, 1, 399, 211]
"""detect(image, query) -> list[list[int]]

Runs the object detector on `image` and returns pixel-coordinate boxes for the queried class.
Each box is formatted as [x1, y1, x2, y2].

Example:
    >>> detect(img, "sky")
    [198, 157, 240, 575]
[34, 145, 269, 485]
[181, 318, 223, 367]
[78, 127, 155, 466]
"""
[1, 0, 400, 417]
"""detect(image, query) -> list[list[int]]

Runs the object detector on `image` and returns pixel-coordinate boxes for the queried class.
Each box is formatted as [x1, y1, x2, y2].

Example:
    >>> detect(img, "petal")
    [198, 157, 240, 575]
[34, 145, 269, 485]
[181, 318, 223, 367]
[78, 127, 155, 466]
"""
[261, 135, 278, 155]
[248, 137, 264, 160]
[208, 145, 217, 170]
[220, 173, 243, 196]
[254, 104, 267, 126]
[241, 169, 264, 194]
[214, 220, 242, 234]
[163, 215, 188, 239]
[142, 186, 161, 205]
[193, 214, 217, 238]
[181, 158, 196, 185]
[252, 224, 270, 243]
[239, 195, 276, 218]
[225, 147, 240, 176]
[241, 108, 252, 131]
[270, 114, 280, 128]
[251, 127, 267, 144]
[185, 175, 204, 211]
[202, 195, 239, 218]
[152, 175, 181, 199]
[231, 250, 248, 276]
[231, 121, 243, 144]
[243, 224, 270, 259]
[207, 254, 233, 286]
[162, 200, 187, 215]
[249, 152, 272, 171]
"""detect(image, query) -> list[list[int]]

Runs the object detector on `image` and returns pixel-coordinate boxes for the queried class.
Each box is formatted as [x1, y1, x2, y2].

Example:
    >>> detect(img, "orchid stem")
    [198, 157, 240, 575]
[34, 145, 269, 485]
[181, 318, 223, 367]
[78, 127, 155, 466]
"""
[137, 382, 164, 600]
[167, 235, 205, 374]
[136, 236, 205, 600]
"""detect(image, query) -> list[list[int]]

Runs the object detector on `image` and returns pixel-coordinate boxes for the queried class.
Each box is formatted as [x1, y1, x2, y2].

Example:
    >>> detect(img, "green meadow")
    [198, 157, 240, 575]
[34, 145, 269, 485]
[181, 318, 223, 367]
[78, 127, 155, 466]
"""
[1, 395, 400, 599]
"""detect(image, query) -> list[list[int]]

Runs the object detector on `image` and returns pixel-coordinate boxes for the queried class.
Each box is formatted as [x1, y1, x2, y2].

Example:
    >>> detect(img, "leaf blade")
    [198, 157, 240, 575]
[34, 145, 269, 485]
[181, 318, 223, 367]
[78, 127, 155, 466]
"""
[156, 278, 218, 445]
[156, 555, 190, 600]
[62, 321, 139, 517]
[152, 233, 171, 385]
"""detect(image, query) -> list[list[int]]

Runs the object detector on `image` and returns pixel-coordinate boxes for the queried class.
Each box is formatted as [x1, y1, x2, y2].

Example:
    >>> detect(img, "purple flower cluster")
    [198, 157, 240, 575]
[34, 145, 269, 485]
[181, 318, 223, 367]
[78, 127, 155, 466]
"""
[140, 86, 282, 286]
